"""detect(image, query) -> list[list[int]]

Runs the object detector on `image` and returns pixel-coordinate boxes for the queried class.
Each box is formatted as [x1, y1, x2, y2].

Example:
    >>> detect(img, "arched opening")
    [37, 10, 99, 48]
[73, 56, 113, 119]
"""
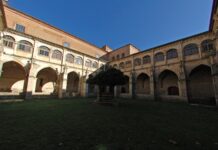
[121, 76, 129, 94]
[66, 72, 80, 96]
[158, 70, 179, 96]
[188, 65, 215, 105]
[136, 73, 150, 94]
[0, 61, 26, 94]
[35, 68, 57, 93]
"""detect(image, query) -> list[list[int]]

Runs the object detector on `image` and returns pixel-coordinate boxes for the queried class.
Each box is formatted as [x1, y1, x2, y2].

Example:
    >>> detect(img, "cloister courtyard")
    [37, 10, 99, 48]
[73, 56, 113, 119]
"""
[0, 98, 218, 150]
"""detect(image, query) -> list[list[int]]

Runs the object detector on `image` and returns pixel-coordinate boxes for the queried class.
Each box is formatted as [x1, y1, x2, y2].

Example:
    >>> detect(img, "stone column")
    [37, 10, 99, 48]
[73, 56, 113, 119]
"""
[58, 73, 68, 99]
[211, 64, 218, 106]
[129, 76, 133, 98]
[150, 74, 155, 100]
[24, 64, 37, 99]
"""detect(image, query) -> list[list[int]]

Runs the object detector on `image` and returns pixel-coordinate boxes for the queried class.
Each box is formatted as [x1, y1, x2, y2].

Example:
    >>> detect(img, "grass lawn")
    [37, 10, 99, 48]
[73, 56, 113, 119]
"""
[0, 99, 218, 150]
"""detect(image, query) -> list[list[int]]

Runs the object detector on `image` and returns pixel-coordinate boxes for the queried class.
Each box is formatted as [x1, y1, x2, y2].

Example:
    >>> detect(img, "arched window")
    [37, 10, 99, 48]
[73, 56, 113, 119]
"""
[119, 62, 125, 69]
[66, 54, 74, 63]
[17, 40, 33, 52]
[125, 61, 132, 68]
[75, 56, 83, 65]
[201, 39, 214, 52]
[143, 55, 151, 64]
[92, 61, 98, 68]
[3, 35, 15, 48]
[154, 52, 164, 62]
[167, 49, 178, 59]
[183, 44, 199, 56]
[113, 64, 118, 68]
[134, 58, 141, 66]
[38, 46, 50, 57]
[52, 50, 62, 60]
[85, 60, 92, 67]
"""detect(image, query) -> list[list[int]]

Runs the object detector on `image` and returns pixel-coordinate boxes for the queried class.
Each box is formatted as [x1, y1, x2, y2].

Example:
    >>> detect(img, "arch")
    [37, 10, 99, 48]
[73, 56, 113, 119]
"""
[125, 61, 132, 68]
[136, 73, 150, 94]
[17, 40, 33, 52]
[85, 59, 92, 67]
[157, 70, 179, 96]
[183, 43, 199, 56]
[0, 61, 26, 93]
[92, 61, 98, 68]
[188, 65, 215, 105]
[119, 62, 125, 69]
[166, 49, 178, 59]
[143, 55, 151, 64]
[113, 64, 118, 68]
[38, 46, 50, 57]
[75, 56, 83, 65]
[66, 54, 74, 63]
[3, 35, 15, 48]
[52, 50, 62, 60]
[35, 67, 57, 93]
[66, 72, 80, 95]
[201, 39, 215, 52]
[121, 75, 130, 94]
[134, 58, 141, 66]
[154, 52, 164, 62]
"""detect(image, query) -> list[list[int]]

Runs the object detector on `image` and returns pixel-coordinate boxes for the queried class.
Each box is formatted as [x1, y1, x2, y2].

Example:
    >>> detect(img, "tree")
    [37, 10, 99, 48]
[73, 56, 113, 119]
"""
[87, 67, 126, 101]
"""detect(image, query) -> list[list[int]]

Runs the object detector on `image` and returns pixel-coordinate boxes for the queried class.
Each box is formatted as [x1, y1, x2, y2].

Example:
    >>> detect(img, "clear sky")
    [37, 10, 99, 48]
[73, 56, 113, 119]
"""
[9, 0, 213, 51]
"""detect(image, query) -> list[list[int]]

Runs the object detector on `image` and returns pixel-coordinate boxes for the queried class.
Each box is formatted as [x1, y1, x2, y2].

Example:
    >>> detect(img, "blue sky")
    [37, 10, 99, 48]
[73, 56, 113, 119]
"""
[9, 0, 213, 51]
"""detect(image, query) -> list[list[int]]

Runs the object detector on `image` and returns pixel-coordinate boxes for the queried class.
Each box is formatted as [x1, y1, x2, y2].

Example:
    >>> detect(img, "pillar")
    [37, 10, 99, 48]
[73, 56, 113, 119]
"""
[150, 74, 155, 100]
[58, 73, 67, 99]
[24, 64, 37, 99]
[211, 64, 218, 105]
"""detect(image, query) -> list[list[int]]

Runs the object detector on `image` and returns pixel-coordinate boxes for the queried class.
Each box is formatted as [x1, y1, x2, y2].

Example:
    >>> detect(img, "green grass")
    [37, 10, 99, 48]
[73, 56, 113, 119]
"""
[0, 99, 218, 150]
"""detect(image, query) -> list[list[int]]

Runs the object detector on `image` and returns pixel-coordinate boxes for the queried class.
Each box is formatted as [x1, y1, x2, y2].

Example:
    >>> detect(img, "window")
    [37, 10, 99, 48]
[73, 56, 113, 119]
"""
[92, 61, 98, 68]
[183, 44, 198, 56]
[38, 46, 50, 57]
[167, 49, 178, 59]
[155, 52, 164, 62]
[52, 50, 62, 60]
[201, 39, 214, 52]
[143, 55, 151, 64]
[66, 54, 74, 63]
[134, 58, 141, 66]
[117, 55, 120, 59]
[112, 56, 115, 61]
[125, 61, 132, 68]
[122, 53, 125, 58]
[3, 35, 15, 48]
[113, 64, 118, 68]
[119, 62, 125, 69]
[17, 40, 33, 52]
[75, 57, 83, 65]
[85, 60, 92, 67]
[15, 24, 25, 33]
[63, 42, 70, 48]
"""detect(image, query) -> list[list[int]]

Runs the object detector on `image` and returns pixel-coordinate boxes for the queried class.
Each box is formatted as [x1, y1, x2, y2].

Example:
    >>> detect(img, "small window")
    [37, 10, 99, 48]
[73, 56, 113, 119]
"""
[52, 50, 62, 60]
[66, 54, 74, 63]
[134, 58, 141, 66]
[122, 53, 125, 58]
[92, 61, 98, 68]
[155, 52, 164, 62]
[167, 49, 178, 59]
[143, 55, 151, 64]
[63, 42, 70, 48]
[17, 40, 33, 52]
[112, 56, 115, 61]
[3, 35, 15, 48]
[85, 60, 92, 67]
[119, 62, 125, 69]
[15, 24, 25, 33]
[117, 55, 120, 59]
[183, 44, 198, 56]
[201, 39, 214, 52]
[38, 46, 50, 57]
[125, 61, 132, 68]
[75, 57, 83, 65]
